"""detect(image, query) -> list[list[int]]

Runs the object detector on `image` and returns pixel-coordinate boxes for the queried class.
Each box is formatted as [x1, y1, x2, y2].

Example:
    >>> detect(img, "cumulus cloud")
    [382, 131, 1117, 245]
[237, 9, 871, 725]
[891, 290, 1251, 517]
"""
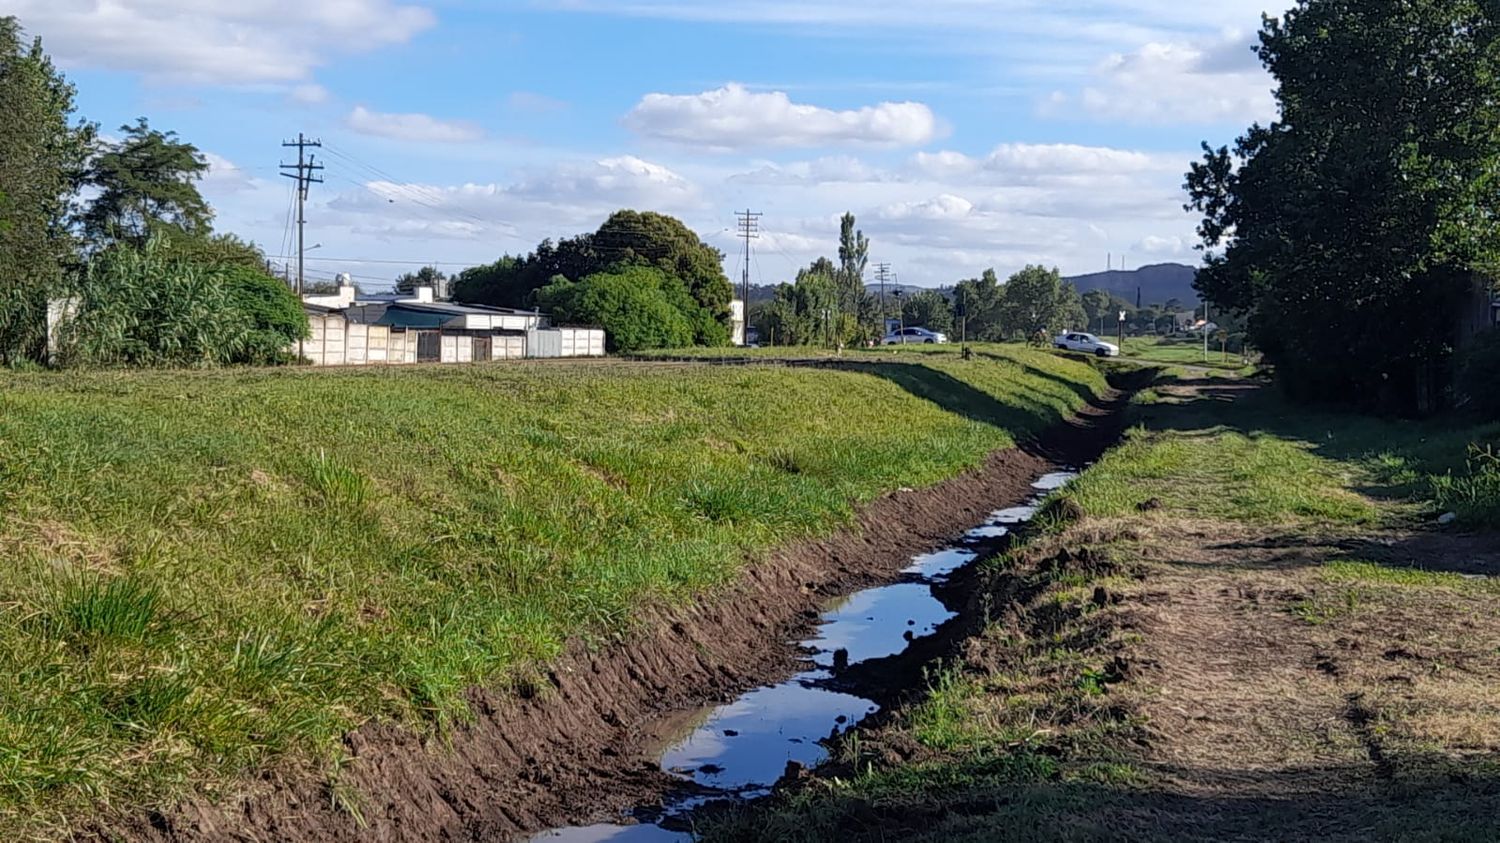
[914, 143, 1166, 185]
[1046, 33, 1276, 125]
[729, 156, 896, 185]
[8, 0, 434, 85]
[878, 194, 975, 222]
[346, 106, 485, 143]
[625, 83, 941, 150]
[322, 155, 701, 242]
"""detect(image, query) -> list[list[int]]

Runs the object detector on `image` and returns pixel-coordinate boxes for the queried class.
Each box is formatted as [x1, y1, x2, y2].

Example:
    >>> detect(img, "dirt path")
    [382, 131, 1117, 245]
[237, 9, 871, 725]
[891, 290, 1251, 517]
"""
[704, 377, 1500, 843]
[92, 379, 1137, 843]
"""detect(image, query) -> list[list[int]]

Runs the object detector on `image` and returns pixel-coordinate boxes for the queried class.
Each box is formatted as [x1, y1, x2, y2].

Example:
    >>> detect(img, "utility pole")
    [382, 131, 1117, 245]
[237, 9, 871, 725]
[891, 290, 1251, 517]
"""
[735, 210, 761, 345]
[281, 133, 324, 359]
[874, 263, 892, 337]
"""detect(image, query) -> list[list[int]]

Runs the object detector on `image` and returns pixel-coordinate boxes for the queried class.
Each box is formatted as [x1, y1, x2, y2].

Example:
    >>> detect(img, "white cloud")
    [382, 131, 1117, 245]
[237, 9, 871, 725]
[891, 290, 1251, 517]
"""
[729, 156, 896, 185]
[1046, 33, 1276, 125]
[879, 194, 975, 222]
[1133, 234, 1192, 256]
[625, 84, 941, 150]
[322, 155, 701, 243]
[201, 152, 259, 192]
[346, 106, 485, 143]
[290, 83, 331, 105]
[914, 143, 1167, 185]
[9, 1, 435, 85]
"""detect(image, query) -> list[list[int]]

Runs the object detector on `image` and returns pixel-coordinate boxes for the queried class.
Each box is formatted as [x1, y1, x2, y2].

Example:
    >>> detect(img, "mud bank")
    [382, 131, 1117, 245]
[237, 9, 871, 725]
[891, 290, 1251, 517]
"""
[98, 379, 1136, 843]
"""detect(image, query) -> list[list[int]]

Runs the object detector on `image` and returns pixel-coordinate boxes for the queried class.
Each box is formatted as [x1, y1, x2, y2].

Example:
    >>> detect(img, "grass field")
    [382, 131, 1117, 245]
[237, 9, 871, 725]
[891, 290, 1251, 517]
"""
[1118, 336, 1258, 373]
[707, 375, 1500, 842]
[0, 350, 1106, 837]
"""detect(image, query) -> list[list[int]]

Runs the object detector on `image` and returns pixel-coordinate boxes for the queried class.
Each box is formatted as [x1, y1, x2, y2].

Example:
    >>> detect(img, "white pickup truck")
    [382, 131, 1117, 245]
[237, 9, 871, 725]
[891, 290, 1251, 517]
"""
[1054, 332, 1120, 357]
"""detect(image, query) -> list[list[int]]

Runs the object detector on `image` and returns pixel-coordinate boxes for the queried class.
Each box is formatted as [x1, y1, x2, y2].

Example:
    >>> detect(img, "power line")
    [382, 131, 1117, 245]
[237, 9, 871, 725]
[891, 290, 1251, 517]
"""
[265, 254, 477, 267]
[735, 210, 761, 346]
[280, 133, 323, 360]
[875, 262, 893, 325]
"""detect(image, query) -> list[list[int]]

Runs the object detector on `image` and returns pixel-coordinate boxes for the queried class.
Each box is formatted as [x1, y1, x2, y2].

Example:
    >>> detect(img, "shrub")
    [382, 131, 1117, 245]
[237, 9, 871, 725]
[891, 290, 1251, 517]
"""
[536, 265, 696, 353]
[1432, 444, 1500, 529]
[56, 238, 307, 368]
[1456, 329, 1500, 419]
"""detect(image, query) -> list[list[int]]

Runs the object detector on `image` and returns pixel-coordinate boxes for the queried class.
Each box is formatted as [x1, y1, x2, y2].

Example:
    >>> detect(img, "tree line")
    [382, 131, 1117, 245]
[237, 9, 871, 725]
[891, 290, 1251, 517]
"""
[0, 17, 305, 368]
[1187, 0, 1500, 415]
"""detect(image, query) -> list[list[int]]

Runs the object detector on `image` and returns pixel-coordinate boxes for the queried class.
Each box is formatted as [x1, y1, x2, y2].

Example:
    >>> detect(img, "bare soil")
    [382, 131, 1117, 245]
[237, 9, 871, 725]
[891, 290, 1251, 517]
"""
[715, 378, 1500, 842]
[89, 381, 1134, 843]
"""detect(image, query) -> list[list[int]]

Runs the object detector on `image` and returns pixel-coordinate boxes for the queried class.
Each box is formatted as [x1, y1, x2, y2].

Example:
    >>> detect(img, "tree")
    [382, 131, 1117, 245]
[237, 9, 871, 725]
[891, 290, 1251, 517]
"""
[1185, 0, 1500, 412]
[81, 117, 211, 249]
[593, 210, 733, 334]
[952, 269, 1005, 341]
[0, 17, 91, 365]
[1081, 289, 1115, 333]
[754, 261, 844, 347]
[901, 290, 954, 336]
[998, 266, 1081, 339]
[395, 264, 448, 299]
[453, 210, 732, 346]
[535, 265, 694, 354]
[224, 265, 309, 364]
[835, 212, 869, 319]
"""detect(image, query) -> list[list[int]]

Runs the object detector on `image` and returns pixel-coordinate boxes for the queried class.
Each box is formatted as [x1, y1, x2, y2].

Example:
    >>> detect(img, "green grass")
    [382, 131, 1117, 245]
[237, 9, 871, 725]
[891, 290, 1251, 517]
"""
[1321, 560, 1500, 595]
[1119, 336, 1259, 374]
[1067, 377, 1500, 529]
[0, 349, 1105, 836]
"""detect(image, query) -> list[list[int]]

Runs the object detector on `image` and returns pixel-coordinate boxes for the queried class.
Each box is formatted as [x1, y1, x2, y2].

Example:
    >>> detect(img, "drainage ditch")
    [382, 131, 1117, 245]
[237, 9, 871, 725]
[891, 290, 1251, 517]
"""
[534, 470, 1079, 842]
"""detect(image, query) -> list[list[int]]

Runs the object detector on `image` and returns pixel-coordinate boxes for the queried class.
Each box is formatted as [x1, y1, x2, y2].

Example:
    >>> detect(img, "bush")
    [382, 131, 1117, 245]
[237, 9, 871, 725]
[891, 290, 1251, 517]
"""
[1432, 444, 1500, 529]
[1456, 329, 1500, 419]
[536, 266, 696, 353]
[224, 266, 308, 364]
[57, 238, 307, 368]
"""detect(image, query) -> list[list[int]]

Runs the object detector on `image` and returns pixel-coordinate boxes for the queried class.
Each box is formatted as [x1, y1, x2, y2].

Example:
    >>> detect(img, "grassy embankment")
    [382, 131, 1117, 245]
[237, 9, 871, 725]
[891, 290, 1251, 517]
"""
[0, 349, 1105, 838]
[710, 374, 1500, 842]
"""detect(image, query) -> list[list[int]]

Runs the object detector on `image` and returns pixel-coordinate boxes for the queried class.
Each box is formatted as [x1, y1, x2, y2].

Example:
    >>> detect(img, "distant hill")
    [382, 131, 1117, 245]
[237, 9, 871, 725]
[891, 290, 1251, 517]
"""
[1065, 263, 1200, 308]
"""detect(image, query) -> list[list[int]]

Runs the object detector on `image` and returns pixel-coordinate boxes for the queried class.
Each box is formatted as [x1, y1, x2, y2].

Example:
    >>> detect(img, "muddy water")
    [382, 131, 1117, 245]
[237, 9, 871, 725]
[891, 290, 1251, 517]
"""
[534, 471, 1078, 842]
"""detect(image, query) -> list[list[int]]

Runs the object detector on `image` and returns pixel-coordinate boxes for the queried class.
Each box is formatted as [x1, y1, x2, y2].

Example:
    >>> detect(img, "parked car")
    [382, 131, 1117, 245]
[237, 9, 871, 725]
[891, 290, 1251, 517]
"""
[1054, 331, 1120, 357]
[883, 327, 948, 345]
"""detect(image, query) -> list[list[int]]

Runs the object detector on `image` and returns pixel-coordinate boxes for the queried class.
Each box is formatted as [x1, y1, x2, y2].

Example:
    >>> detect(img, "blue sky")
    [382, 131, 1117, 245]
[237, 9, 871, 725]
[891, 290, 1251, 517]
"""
[12, 1, 1287, 288]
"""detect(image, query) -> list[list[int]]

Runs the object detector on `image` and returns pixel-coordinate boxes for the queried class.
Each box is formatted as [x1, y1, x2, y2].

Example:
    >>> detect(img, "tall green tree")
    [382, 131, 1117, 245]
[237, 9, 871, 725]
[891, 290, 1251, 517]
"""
[755, 262, 842, 347]
[1186, 0, 1500, 412]
[835, 212, 869, 320]
[454, 210, 732, 345]
[1080, 288, 1115, 333]
[593, 210, 733, 337]
[998, 266, 1082, 339]
[0, 17, 91, 365]
[82, 117, 212, 249]
[901, 289, 954, 336]
[952, 268, 1005, 341]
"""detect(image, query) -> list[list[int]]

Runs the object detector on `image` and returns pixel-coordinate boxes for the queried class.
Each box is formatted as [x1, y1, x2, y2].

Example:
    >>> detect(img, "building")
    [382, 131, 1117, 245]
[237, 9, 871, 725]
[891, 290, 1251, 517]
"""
[730, 299, 746, 346]
[299, 277, 605, 366]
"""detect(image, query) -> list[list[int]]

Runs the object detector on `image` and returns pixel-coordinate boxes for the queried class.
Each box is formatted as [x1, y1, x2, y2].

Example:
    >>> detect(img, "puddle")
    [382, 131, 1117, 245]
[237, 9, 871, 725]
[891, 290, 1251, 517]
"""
[534, 469, 1077, 842]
